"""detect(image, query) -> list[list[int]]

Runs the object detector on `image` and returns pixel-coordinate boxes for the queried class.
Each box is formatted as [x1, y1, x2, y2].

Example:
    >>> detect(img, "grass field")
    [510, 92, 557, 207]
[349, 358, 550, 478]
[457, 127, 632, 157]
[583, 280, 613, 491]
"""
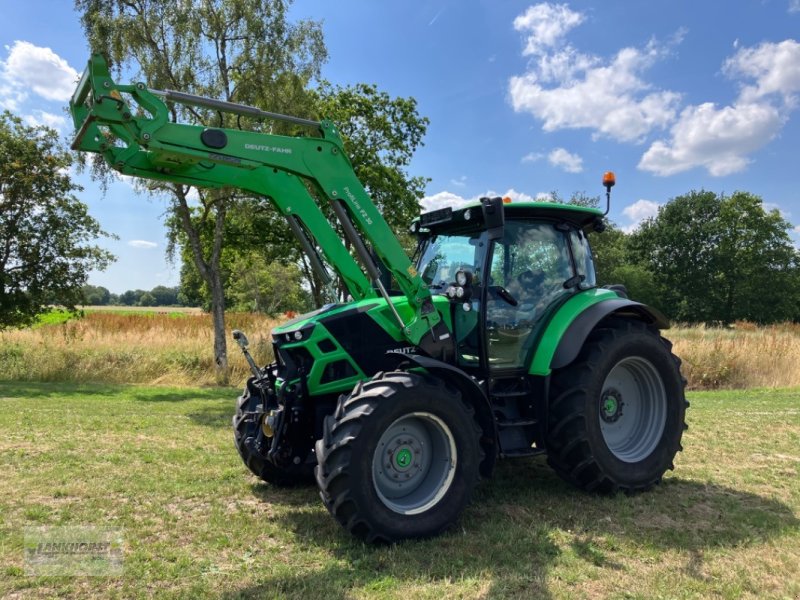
[1, 382, 797, 599]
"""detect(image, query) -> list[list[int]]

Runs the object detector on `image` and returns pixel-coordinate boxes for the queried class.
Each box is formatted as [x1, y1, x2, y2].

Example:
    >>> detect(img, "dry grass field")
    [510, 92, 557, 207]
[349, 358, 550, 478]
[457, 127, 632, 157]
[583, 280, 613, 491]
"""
[1, 309, 799, 389]
[0, 311, 281, 386]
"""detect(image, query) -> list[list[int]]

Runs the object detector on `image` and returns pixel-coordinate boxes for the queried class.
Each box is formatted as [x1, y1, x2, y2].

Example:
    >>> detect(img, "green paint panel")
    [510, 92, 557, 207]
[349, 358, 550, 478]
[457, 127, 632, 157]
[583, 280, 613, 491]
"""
[528, 288, 619, 376]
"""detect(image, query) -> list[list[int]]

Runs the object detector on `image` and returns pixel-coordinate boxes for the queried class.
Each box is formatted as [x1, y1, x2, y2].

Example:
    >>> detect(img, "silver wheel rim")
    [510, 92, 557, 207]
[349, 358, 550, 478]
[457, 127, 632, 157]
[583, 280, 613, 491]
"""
[371, 412, 457, 515]
[600, 357, 667, 463]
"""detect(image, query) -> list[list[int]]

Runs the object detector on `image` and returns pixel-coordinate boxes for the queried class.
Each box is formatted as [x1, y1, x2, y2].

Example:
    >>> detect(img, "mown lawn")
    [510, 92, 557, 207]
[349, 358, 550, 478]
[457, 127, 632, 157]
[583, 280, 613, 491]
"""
[1, 383, 798, 599]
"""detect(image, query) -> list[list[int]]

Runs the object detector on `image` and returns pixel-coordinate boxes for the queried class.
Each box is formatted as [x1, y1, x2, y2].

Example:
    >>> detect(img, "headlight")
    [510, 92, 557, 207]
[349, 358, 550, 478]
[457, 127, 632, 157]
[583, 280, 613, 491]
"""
[455, 270, 472, 287]
[294, 330, 303, 341]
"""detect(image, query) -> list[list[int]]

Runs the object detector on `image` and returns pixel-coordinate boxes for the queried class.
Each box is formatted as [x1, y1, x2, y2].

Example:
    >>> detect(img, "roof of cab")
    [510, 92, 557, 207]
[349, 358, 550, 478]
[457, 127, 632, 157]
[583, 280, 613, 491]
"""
[416, 200, 604, 233]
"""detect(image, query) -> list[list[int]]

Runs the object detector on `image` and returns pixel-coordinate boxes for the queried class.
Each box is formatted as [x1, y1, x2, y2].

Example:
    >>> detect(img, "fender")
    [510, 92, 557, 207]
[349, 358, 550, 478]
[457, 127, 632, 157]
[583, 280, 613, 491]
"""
[550, 297, 670, 370]
[528, 289, 669, 376]
[385, 352, 498, 478]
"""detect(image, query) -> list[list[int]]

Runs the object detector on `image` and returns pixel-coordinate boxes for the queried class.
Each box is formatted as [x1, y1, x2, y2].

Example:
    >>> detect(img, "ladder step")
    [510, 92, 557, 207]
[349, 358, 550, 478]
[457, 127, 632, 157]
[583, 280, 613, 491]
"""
[500, 447, 546, 458]
[490, 390, 531, 399]
[496, 418, 539, 428]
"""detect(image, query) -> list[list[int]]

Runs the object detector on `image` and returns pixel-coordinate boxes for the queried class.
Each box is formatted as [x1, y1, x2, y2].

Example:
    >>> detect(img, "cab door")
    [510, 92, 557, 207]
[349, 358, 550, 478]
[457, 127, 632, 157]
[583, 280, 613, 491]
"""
[485, 221, 575, 371]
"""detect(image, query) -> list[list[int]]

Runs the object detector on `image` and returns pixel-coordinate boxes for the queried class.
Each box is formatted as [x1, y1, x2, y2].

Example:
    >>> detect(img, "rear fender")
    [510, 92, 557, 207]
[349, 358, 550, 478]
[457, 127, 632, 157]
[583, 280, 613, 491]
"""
[550, 298, 669, 371]
[528, 290, 669, 376]
[385, 352, 497, 478]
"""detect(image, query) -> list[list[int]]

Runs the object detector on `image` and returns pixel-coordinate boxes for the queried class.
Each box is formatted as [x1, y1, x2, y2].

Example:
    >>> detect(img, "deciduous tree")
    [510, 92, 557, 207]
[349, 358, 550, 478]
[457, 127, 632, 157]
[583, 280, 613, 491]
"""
[76, 0, 327, 381]
[0, 112, 113, 329]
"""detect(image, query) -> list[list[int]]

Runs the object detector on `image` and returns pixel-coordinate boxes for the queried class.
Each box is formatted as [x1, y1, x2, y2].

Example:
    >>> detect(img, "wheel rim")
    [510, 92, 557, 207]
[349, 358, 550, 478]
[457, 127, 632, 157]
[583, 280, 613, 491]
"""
[599, 357, 667, 463]
[372, 412, 457, 515]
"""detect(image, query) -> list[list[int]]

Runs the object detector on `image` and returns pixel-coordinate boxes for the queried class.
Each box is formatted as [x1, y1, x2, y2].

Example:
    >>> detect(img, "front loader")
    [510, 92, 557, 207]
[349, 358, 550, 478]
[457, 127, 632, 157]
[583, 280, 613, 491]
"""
[70, 54, 688, 543]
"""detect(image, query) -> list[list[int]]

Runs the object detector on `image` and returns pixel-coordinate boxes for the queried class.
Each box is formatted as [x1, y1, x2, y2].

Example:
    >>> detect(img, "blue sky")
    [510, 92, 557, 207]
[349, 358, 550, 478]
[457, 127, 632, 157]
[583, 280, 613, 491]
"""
[2, 1, 799, 293]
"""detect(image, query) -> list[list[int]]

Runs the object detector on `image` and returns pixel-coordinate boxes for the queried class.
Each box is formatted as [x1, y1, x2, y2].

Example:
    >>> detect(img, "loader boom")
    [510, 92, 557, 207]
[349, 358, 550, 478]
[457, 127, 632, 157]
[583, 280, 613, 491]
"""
[70, 54, 448, 351]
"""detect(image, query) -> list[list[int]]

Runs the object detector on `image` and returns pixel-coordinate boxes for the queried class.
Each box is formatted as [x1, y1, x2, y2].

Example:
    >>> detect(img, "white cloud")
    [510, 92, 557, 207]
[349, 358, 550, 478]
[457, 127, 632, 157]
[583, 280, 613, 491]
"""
[508, 15, 682, 143]
[621, 199, 660, 232]
[724, 39, 800, 104]
[790, 0, 800, 13]
[128, 240, 158, 249]
[513, 3, 585, 56]
[23, 110, 67, 130]
[0, 83, 25, 111]
[547, 147, 583, 172]
[639, 101, 784, 177]
[500, 188, 537, 203]
[521, 152, 544, 163]
[640, 39, 799, 177]
[449, 175, 467, 188]
[509, 7, 798, 179]
[420, 191, 472, 212]
[1, 41, 78, 102]
[793, 224, 800, 233]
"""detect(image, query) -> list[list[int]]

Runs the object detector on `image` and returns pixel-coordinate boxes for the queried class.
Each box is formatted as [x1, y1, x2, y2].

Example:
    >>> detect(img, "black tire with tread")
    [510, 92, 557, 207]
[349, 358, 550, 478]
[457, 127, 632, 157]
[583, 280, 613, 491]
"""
[315, 370, 482, 543]
[233, 387, 314, 486]
[546, 318, 688, 494]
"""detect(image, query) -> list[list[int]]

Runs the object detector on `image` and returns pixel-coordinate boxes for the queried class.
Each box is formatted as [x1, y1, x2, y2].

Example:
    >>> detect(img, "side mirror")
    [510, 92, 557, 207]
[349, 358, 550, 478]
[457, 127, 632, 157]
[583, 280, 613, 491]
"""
[232, 329, 249, 349]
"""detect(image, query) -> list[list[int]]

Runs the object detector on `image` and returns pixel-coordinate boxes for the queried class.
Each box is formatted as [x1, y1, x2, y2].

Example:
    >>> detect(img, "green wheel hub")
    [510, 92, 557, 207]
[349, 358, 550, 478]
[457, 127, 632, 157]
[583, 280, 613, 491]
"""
[394, 447, 413, 469]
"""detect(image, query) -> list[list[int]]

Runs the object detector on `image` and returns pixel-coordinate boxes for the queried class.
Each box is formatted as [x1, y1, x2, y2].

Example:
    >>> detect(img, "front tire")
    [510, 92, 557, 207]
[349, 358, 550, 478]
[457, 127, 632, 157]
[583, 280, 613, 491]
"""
[546, 319, 688, 493]
[315, 371, 482, 543]
[233, 386, 314, 486]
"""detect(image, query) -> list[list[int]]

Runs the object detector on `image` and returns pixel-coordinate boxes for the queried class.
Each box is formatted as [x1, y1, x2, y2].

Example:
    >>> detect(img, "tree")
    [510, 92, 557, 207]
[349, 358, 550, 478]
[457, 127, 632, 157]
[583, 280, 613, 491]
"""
[629, 190, 800, 323]
[82, 284, 112, 305]
[227, 253, 310, 314]
[76, 0, 327, 381]
[150, 285, 179, 306]
[119, 289, 141, 306]
[0, 112, 114, 329]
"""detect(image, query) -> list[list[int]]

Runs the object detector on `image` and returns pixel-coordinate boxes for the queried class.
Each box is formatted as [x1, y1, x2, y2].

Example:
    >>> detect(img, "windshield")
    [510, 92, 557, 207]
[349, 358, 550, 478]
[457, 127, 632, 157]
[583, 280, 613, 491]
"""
[417, 233, 487, 290]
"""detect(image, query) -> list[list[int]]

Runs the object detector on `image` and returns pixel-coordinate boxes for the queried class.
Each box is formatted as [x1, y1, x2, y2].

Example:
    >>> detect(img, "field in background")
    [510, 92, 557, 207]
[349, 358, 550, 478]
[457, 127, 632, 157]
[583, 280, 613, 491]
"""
[1, 311, 280, 386]
[2, 309, 800, 389]
[670, 322, 800, 389]
[0, 383, 797, 599]
[80, 305, 203, 315]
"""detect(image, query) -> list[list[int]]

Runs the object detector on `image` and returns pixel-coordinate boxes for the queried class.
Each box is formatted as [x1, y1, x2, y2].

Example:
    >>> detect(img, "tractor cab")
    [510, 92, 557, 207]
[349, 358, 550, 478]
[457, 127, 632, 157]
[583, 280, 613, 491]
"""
[413, 198, 604, 376]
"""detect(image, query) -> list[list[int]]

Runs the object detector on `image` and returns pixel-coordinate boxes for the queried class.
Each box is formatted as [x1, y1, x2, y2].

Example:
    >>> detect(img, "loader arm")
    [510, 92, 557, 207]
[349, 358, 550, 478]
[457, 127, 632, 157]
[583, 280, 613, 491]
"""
[69, 54, 449, 352]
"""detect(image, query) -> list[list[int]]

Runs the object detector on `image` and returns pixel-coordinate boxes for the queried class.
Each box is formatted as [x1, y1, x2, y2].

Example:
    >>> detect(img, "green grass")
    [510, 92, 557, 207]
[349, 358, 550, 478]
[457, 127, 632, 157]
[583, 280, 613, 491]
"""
[33, 309, 81, 327]
[1, 383, 798, 599]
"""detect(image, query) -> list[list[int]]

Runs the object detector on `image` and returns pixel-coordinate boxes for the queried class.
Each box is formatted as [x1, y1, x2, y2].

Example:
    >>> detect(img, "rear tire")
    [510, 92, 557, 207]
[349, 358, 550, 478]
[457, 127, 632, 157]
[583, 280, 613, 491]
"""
[233, 387, 314, 486]
[546, 319, 688, 493]
[315, 371, 482, 543]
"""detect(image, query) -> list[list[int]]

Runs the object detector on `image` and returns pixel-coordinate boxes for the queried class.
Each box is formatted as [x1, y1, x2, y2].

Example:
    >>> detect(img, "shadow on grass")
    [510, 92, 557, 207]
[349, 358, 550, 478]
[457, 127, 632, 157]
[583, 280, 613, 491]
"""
[225, 457, 798, 599]
[0, 380, 126, 398]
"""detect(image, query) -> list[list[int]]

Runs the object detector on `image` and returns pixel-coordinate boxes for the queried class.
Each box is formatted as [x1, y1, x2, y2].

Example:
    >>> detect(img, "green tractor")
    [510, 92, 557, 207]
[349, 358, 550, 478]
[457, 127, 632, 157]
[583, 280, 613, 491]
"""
[70, 54, 688, 543]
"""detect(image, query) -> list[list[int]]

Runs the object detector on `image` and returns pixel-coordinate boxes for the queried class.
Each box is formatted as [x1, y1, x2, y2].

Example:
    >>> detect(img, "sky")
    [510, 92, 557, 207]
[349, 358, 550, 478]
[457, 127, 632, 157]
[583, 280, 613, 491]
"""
[1, 0, 799, 293]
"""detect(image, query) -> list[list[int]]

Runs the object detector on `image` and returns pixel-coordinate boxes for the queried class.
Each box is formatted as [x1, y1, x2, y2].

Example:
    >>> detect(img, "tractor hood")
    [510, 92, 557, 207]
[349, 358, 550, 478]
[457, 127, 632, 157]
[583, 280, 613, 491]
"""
[269, 295, 453, 395]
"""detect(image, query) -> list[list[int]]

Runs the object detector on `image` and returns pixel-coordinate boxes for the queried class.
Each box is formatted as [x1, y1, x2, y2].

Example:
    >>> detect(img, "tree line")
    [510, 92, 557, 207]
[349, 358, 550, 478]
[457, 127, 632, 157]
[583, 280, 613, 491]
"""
[592, 190, 799, 324]
[81, 285, 182, 307]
